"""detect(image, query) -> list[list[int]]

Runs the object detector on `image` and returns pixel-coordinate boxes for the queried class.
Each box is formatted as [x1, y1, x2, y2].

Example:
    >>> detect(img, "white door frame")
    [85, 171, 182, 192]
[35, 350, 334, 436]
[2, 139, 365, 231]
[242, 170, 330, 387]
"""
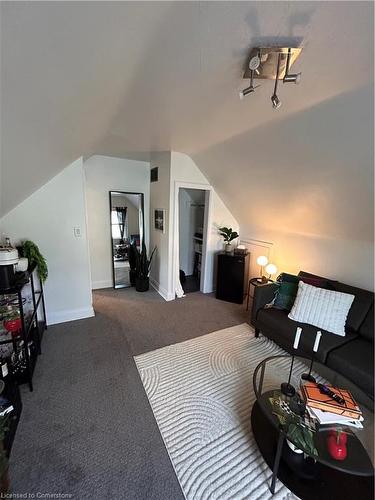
[172, 181, 213, 297]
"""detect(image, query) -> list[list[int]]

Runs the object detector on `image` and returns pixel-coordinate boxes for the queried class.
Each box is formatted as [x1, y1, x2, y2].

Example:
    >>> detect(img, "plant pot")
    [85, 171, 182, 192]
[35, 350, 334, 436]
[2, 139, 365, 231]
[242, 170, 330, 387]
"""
[225, 243, 232, 253]
[135, 277, 149, 292]
[129, 269, 137, 286]
[286, 439, 303, 454]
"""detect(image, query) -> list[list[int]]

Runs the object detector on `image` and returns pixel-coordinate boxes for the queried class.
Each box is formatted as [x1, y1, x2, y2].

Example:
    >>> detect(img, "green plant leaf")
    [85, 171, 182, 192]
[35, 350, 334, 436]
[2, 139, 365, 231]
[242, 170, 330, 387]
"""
[21, 240, 48, 282]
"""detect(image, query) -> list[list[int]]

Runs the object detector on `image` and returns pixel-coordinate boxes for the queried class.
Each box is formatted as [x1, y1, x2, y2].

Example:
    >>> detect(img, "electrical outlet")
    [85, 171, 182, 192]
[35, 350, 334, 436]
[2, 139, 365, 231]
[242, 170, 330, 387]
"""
[74, 227, 82, 238]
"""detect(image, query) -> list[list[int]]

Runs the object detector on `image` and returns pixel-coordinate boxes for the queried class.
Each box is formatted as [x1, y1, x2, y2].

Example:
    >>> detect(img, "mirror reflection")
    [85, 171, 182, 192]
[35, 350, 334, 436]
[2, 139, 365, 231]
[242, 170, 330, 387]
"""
[110, 191, 144, 288]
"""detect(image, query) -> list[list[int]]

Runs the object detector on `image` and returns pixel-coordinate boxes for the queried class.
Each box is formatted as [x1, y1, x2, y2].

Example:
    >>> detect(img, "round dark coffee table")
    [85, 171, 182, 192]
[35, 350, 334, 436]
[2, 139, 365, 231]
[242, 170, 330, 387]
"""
[251, 355, 374, 499]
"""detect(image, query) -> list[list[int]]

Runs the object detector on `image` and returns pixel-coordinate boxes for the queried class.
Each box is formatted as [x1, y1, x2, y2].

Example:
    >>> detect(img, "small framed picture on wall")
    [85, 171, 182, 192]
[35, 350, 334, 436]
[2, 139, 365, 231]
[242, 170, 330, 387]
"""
[154, 209, 166, 233]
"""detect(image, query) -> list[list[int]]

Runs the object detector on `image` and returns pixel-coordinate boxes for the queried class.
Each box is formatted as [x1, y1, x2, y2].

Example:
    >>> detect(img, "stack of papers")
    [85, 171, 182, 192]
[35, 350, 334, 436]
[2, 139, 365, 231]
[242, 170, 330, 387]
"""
[307, 406, 364, 429]
[301, 382, 363, 429]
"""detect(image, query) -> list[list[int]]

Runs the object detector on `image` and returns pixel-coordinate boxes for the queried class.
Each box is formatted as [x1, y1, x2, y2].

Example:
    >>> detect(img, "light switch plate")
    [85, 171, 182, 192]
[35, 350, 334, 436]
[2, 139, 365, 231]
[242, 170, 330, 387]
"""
[74, 227, 82, 237]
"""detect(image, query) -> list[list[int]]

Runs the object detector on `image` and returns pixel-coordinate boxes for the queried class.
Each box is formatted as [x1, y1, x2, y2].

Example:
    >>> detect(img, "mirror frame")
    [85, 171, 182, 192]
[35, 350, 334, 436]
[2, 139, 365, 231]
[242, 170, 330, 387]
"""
[109, 191, 145, 289]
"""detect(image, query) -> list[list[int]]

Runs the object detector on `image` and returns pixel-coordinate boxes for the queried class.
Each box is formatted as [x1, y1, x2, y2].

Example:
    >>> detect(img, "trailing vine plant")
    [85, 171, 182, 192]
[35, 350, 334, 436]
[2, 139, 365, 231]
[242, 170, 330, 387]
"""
[20, 240, 48, 282]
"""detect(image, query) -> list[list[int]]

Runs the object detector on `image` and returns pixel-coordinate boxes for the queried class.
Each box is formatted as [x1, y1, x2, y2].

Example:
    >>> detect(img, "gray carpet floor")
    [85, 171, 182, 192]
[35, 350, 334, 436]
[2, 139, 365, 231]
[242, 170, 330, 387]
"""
[9, 288, 248, 499]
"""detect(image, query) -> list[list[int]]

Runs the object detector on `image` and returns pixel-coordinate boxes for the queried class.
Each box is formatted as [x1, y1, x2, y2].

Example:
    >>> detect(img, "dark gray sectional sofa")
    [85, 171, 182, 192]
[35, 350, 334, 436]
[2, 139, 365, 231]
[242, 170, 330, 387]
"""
[251, 271, 374, 397]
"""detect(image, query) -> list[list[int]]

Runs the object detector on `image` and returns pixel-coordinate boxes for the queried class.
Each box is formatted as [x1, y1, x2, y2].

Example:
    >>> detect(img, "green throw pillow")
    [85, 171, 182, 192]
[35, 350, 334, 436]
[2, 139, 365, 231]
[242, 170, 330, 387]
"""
[272, 272, 332, 311]
[273, 281, 299, 311]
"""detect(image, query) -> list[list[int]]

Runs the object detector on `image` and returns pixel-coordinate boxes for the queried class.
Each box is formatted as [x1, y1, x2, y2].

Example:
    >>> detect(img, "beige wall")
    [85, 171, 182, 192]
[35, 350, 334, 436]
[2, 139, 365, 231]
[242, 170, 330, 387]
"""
[194, 85, 374, 291]
[84, 155, 150, 290]
[0, 159, 94, 324]
[149, 151, 239, 300]
[149, 152, 172, 299]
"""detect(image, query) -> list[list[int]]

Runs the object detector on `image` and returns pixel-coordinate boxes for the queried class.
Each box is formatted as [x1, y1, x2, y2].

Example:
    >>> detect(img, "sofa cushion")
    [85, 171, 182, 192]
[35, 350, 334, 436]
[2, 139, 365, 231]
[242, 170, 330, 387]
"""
[273, 281, 299, 311]
[326, 338, 374, 396]
[331, 282, 374, 333]
[288, 281, 355, 336]
[299, 271, 374, 334]
[358, 304, 374, 342]
[273, 273, 333, 312]
[256, 307, 357, 363]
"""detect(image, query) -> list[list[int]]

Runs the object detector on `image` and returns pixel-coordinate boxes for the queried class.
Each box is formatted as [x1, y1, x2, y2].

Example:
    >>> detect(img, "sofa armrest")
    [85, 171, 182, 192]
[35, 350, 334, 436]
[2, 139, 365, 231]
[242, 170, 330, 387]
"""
[251, 282, 278, 326]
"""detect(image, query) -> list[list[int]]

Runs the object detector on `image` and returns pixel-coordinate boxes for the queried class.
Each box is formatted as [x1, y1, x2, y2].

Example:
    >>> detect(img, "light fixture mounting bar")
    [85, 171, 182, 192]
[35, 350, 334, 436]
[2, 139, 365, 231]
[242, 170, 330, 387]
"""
[243, 47, 302, 80]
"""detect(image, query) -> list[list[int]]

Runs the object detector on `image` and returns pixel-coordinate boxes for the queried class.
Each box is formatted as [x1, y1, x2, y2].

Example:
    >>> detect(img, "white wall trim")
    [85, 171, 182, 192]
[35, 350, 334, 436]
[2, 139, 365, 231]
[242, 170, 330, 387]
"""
[201, 188, 214, 293]
[240, 237, 273, 249]
[150, 276, 174, 301]
[92, 280, 113, 290]
[47, 306, 95, 325]
[240, 236, 274, 281]
[172, 181, 213, 298]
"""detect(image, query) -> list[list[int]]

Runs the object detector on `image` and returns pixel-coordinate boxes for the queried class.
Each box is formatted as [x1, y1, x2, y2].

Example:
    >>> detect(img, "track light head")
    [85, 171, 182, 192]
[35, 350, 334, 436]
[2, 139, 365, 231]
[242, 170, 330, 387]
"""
[239, 86, 255, 99]
[271, 94, 282, 109]
[239, 69, 259, 99]
[283, 72, 301, 84]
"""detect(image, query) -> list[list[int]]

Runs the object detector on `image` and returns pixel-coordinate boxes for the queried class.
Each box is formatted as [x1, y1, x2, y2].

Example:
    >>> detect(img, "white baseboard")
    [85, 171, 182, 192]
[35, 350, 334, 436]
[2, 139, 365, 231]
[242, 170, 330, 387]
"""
[47, 306, 95, 325]
[92, 280, 112, 290]
[149, 277, 174, 301]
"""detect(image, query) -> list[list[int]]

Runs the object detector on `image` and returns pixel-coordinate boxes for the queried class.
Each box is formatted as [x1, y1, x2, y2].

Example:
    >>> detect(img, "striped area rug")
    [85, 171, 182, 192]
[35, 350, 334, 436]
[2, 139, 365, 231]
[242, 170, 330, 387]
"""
[134, 323, 302, 500]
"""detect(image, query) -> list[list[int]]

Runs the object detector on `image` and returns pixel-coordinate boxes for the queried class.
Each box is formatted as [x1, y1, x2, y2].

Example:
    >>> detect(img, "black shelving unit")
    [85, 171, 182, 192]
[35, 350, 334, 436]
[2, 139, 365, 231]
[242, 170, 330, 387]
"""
[1, 377, 22, 457]
[0, 265, 47, 392]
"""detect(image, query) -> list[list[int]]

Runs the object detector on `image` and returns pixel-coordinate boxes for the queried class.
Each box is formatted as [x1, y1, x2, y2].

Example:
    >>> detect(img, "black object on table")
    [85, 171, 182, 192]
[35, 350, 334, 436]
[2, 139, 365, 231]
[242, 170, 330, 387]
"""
[216, 252, 249, 304]
[246, 277, 274, 311]
[252, 354, 374, 498]
[0, 265, 47, 392]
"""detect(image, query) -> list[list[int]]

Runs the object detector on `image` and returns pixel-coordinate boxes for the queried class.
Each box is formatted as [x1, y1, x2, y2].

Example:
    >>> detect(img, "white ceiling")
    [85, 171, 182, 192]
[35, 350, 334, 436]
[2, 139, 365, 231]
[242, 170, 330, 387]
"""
[1, 1, 373, 220]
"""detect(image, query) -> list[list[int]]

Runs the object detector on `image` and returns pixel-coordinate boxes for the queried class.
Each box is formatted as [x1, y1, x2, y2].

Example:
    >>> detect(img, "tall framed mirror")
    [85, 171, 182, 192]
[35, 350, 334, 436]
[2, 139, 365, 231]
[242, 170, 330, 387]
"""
[109, 191, 145, 289]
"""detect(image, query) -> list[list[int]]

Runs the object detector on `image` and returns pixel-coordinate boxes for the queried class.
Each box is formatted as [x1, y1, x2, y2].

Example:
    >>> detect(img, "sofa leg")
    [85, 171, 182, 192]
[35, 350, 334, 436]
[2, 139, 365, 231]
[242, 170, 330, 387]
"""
[255, 328, 260, 338]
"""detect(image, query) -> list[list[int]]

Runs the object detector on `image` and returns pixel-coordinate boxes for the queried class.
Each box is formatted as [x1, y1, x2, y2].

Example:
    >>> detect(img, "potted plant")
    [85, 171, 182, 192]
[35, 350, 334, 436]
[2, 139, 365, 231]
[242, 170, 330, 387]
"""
[19, 240, 48, 282]
[135, 242, 156, 292]
[218, 227, 239, 253]
[128, 241, 138, 286]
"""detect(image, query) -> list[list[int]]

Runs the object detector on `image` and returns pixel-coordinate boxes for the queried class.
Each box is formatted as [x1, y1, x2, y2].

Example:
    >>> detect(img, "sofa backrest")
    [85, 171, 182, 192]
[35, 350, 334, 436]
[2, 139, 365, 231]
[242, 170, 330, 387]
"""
[298, 271, 374, 338]
[358, 303, 374, 342]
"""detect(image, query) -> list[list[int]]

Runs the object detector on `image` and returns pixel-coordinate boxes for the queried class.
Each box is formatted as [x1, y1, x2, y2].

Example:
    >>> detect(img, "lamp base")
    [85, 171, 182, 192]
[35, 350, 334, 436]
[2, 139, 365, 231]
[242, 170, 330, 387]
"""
[281, 382, 296, 397]
[301, 373, 316, 383]
[256, 276, 268, 284]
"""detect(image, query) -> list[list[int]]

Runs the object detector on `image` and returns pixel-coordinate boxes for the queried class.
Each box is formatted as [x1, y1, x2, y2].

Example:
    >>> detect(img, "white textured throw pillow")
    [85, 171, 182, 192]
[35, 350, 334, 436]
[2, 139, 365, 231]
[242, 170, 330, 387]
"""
[288, 281, 355, 336]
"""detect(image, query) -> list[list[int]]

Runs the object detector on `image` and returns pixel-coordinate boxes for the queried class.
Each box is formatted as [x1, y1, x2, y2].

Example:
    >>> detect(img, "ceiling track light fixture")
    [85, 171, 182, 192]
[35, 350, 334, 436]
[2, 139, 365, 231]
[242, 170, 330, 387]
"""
[239, 46, 302, 109]
[283, 48, 302, 84]
[271, 53, 282, 109]
[239, 69, 260, 99]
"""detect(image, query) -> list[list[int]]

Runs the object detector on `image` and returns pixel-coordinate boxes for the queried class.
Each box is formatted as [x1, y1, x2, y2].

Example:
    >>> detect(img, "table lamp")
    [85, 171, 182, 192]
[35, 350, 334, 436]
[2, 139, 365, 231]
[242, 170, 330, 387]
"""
[265, 263, 277, 280]
[256, 255, 268, 283]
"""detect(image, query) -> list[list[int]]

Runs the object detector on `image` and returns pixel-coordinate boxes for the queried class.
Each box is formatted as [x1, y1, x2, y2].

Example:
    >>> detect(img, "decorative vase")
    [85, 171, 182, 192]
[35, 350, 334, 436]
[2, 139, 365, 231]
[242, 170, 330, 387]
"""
[225, 243, 232, 253]
[135, 277, 149, 292]
[129, 269, 137, 286]
[3, 318, 21, 334]
[327, 430, 347, 461]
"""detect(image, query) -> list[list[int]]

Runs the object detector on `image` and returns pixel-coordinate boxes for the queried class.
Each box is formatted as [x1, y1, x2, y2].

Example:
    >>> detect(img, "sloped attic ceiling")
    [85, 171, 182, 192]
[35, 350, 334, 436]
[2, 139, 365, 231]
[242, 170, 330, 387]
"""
[1, 1, 373, 221]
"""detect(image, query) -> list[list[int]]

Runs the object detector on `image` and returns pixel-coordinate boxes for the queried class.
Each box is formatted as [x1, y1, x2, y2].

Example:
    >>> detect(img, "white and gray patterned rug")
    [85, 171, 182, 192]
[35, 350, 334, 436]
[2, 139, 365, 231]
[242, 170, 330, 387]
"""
[134, 323, 303, 500]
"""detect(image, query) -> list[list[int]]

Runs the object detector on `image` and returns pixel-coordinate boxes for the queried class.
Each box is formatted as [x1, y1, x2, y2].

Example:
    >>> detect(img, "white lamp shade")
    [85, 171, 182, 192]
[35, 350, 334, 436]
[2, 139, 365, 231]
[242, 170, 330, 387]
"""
[256, 255, 268, 267]
[265, 263, 277, 276]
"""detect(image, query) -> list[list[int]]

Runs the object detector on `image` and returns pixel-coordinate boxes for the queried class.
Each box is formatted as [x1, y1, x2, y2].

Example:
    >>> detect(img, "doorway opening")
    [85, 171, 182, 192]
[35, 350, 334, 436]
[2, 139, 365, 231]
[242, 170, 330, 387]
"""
[178, 188, 207, 294]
